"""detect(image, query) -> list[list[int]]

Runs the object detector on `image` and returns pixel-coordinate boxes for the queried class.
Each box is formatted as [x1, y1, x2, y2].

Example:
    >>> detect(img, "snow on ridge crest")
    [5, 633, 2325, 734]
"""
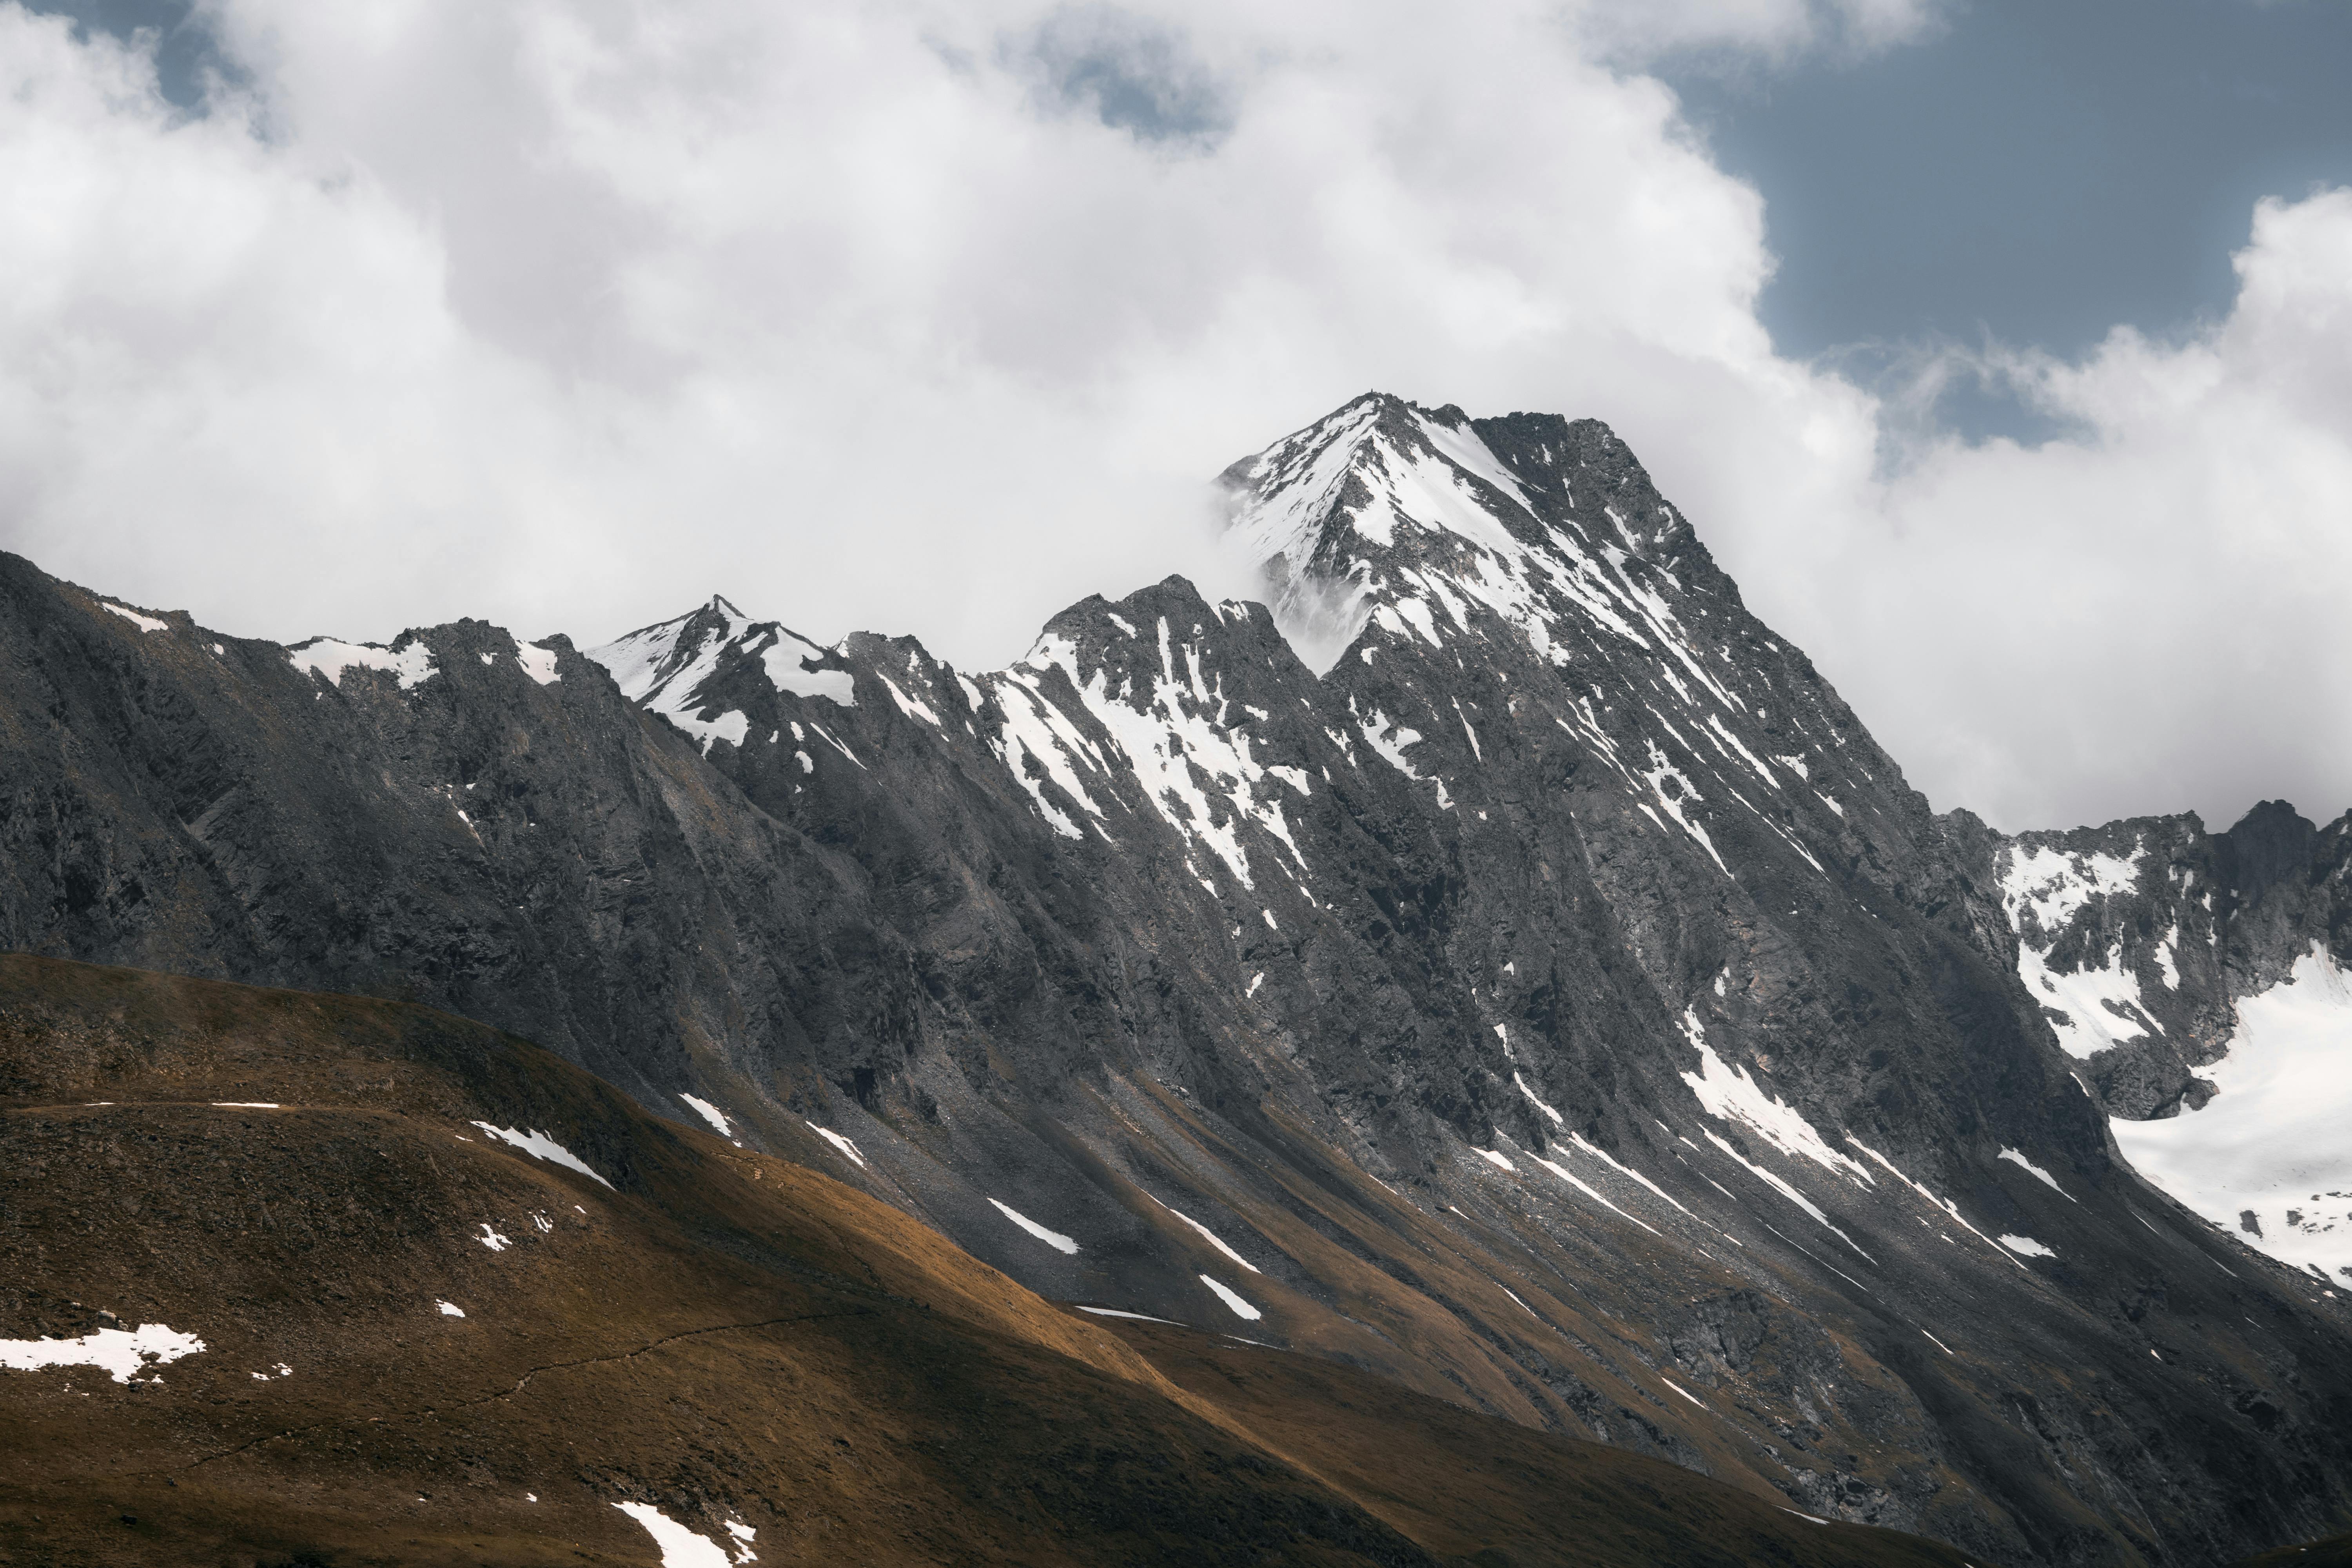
[585, 595, 853, 753]
[996, 616, 1312, 883]
[288, 635, 438, 691]
[1224, 395, 1545, 670]
[2001, 842, 2143, 938]
[1221, 396, 1755, 757]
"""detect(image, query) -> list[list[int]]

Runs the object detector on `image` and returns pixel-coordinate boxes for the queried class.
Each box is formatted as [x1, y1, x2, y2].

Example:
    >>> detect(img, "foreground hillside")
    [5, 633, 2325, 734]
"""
[0, 955, 1970, 1568]
[4, 394, 2350, 1563]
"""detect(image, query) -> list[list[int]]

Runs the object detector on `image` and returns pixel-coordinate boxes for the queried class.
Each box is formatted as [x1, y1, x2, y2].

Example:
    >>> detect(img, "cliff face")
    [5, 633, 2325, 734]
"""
[4, 393, 2348, 1566]
[1976, 802, 2352, 1286]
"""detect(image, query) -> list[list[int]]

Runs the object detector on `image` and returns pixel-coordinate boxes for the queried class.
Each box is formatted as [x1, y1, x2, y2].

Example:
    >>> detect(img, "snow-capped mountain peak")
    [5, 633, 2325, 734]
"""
[1218, 393, 1886, 890]
[1221, 393, 1724, 684]
[586, 595, 853, 750]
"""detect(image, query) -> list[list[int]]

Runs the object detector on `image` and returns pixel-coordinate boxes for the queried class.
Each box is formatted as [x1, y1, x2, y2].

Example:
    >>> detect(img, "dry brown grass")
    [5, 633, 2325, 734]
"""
[0, 956, 1975, 1567]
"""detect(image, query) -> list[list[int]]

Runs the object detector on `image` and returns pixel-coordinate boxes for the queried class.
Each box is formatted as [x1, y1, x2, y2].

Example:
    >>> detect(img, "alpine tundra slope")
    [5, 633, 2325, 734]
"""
[2, 394, 2348, 1566]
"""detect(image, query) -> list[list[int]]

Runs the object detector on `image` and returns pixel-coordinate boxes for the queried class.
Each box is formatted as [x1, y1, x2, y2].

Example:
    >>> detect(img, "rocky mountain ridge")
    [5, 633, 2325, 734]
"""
[1962, 803, 2352, 1285]
[3, 392, 2349, 1566]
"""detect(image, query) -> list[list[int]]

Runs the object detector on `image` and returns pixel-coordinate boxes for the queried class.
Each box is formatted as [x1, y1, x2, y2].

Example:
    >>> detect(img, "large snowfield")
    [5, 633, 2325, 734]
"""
[2113, 946, 2352, 1286]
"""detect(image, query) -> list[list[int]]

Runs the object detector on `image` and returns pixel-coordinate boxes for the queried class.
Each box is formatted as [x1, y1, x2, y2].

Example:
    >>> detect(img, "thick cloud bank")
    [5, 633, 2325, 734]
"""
[0, 0, 2346, 833]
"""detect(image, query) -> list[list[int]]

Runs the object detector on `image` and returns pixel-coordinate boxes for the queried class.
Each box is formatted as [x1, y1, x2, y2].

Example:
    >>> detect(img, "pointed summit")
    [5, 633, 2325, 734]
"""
[1218, 392, 1710, 678]
[586, 595, 850, 750]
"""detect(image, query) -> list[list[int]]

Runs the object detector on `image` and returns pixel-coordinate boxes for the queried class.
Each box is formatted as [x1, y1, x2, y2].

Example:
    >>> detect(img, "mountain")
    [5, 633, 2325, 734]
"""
[2, 392, 2348, 1565]
[1, 953, 1976, 1567]
[1973, 804, 2352, 1285]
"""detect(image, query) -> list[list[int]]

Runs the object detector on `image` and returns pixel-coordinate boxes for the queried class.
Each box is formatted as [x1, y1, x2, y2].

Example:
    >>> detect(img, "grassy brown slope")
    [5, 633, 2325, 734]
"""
[1, 956, 1973, 1567]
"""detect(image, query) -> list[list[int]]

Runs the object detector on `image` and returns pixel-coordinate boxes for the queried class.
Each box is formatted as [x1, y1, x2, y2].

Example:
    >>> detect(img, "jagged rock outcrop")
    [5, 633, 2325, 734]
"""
[1964, 801, 2352, 1287]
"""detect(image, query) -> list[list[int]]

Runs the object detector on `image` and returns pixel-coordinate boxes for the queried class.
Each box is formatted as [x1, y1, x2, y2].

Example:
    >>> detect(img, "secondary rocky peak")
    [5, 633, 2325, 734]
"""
[585, 595, 850, 751]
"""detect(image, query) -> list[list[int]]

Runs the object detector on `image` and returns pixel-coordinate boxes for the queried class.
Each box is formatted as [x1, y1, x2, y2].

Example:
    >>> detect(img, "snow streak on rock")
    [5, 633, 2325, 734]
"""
[1677, 1011, 1873, 1188]
[990, 1198, 1078, 1254]
[1010, 622, 1310, 884]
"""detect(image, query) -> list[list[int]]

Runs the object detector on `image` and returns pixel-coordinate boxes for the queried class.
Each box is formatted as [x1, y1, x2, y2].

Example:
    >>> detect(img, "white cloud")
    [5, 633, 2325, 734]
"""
[1714, 189, 2352, 831]
[0, 0, 1812, 661]
[0, 0, 2346, 835]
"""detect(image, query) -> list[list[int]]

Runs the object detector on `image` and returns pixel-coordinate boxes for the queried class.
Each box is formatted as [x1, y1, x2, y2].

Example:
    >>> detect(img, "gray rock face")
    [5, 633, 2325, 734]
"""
[1970, 800, 2352, 1288]
[4, 392, 2350, 1566]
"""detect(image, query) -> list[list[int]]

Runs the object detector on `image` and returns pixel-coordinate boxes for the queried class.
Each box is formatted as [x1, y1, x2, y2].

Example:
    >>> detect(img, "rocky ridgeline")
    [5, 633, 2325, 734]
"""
[3, 393, 2349, 1566]
[1966, 804, 2352, 1285]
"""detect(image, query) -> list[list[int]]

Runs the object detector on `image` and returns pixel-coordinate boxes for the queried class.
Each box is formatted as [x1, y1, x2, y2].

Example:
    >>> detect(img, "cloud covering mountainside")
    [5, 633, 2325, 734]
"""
[2, 0, 2351, 832]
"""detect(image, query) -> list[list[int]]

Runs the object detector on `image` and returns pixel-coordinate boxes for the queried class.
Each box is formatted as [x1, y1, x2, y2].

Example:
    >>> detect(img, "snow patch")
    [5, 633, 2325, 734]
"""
[437, 1300, 466, 1318]
[613, 1501, 733, 1568]
[1016, 625, 1312, 882]
[1699, 1129, 1872, 1261]
[101, 602, 168, 633]
[471, 1123, 615, 1188]
[2002, 842, 2158, 1056]
[0, 1322, 205, 1383]
[877, 672, 941, 726]
[681, 1095, 735, 1140]
[1638, 742, 1728, 876]
[804, 1123, 866, 1168]
[1529, 1155, 1659, 1235]
[1998, 1147, 2074, 1200]
[1678, 1012, 1872, 1185]
[2000, 1234, 2056, 1259]
[2002, 842, 2142, 934]
[1077, 1305, 1179, 1324]
[1151, 1196, 1260, 1272]
[1514, 1072, 1566, 1126]
[288, 636, 437, 690]
[2016, 941, 2155, 1058]
[758, 641, 856, 706]
[990, 1198, 1078, 1254]
[1845, 1136, 2025, 1272]
[515, 640, 561, 684]
[1199, 1274, 1263, 1321]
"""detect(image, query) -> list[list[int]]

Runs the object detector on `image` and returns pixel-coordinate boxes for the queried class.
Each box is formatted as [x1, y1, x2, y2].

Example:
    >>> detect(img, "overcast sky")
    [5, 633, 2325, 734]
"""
[4, 0, 2350, 834]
